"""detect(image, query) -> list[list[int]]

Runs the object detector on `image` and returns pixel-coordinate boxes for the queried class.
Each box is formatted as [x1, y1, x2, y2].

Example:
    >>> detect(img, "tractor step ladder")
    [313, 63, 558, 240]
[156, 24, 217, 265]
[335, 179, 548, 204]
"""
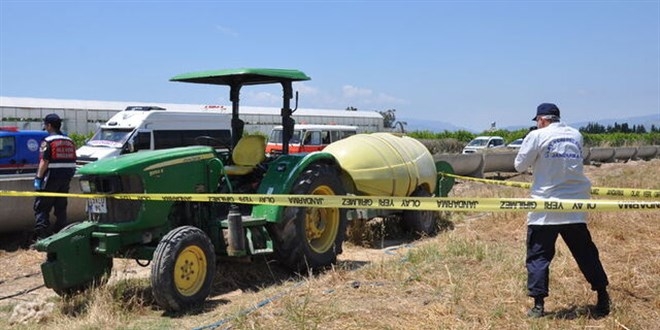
[221, 216, 273, 255]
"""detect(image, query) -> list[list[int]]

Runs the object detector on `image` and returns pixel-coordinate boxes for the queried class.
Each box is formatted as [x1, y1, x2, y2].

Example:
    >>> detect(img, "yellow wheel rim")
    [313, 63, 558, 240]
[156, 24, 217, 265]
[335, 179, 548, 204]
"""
[305, 185, 339, 254]
[174, 245, 207, 296]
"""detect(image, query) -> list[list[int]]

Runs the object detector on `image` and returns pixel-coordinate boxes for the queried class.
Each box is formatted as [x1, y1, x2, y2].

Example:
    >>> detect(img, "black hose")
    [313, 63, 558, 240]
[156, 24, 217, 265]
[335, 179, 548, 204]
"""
[0, 284, 45, 301]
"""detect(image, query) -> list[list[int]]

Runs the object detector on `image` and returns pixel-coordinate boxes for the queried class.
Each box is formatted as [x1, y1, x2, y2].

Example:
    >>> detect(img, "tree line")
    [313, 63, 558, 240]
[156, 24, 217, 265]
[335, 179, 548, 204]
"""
[579, 122, 659, 134]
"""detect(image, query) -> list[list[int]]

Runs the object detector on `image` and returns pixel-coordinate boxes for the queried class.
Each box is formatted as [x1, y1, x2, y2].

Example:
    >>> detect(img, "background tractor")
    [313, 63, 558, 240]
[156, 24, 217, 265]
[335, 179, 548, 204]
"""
[34, 68, 454, 312]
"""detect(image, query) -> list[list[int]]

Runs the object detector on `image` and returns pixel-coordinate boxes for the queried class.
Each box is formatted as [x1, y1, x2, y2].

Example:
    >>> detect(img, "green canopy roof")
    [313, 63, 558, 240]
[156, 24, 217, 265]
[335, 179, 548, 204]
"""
[170, 68, 310, 86]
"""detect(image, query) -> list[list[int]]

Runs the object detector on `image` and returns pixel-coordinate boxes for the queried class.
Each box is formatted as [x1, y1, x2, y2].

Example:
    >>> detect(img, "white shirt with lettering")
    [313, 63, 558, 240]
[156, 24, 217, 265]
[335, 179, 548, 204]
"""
[514, 122, 591, 225]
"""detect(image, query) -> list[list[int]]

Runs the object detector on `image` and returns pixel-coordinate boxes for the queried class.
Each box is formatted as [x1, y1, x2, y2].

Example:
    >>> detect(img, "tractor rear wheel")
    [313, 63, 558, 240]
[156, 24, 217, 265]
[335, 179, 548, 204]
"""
[270, 164, 348, 272]
[402, 186, 438, 237]
[151, 226, 216, 312]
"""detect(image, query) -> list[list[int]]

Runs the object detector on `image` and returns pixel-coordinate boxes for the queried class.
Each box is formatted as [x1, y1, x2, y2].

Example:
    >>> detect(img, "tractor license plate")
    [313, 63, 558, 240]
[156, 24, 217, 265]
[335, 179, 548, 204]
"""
[88, 197, 107, 214]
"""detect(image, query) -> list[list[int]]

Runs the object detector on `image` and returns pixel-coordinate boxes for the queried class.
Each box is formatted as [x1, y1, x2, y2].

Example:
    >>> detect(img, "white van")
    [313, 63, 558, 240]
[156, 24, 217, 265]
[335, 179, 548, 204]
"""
[462, 136, 506, 154]
[76, 106, 231, 166]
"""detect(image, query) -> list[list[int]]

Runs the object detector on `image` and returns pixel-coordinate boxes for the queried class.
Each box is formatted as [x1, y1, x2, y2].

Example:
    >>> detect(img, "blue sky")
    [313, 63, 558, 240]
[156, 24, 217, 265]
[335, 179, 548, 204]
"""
[1, 1, 658, 132]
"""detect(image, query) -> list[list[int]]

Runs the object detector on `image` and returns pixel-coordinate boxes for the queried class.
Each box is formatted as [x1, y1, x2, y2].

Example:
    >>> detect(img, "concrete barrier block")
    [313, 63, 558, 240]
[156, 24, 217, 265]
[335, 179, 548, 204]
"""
[588, 147, 616, 163]
[483, 151, 517, 173]
[0, 175, 86, 233]
[635, 145, 658, 160]
[613, 147, 637, 162]
[434, 153, 484, 177]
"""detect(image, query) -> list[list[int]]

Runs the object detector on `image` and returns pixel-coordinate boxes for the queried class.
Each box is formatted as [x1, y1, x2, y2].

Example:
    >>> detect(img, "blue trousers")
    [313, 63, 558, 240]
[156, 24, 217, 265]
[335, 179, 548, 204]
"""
[34, 177, 71, 233]
[526, 223, 609, 298]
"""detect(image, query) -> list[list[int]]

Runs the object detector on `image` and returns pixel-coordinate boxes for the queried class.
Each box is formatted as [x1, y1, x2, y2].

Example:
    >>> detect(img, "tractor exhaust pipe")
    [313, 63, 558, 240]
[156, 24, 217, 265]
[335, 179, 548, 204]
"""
[226, 204, 246, 256]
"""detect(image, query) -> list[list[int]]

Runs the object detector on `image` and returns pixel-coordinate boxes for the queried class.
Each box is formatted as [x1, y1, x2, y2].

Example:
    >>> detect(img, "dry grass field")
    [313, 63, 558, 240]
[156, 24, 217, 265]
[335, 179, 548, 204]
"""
[0, 159, 658, 329]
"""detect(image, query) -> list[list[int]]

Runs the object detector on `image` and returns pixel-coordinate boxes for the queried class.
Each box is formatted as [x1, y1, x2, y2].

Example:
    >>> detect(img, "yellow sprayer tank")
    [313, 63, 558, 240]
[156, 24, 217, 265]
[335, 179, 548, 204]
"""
[323, 133, 436, 197]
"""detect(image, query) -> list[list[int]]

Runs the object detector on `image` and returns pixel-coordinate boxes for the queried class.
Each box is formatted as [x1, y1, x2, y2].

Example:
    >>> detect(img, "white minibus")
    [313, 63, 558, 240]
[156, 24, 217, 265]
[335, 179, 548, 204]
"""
[76, 106, 231, 166]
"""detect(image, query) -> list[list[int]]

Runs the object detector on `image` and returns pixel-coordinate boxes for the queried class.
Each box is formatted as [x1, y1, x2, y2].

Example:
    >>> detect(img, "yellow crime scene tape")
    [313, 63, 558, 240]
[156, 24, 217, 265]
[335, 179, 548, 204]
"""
[439, 172, 660, 199]
[1, 190, 658, 212]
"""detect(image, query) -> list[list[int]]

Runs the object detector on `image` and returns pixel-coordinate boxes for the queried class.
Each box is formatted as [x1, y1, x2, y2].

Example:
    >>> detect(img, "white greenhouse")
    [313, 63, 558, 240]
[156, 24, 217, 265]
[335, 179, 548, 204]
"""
[0, 96, 384, 135]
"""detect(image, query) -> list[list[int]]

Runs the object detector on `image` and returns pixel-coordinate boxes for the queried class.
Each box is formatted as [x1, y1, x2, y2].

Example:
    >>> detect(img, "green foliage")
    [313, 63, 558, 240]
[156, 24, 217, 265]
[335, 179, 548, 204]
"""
[474, 127, 538, 143]
[477, 128, 509, 138]
[408, 130, 438, 139]
[646, 132, 660, 144]
[583, 132, 660, 147]
[408, 129, 476, 143]
[408, 127, 537, 144]
[409, 127, 659, 149]
[452, 130, 476, 142]
[501, 127, 533, 142]
[69, 132, 94, 148]
[582, 133, 605, 147]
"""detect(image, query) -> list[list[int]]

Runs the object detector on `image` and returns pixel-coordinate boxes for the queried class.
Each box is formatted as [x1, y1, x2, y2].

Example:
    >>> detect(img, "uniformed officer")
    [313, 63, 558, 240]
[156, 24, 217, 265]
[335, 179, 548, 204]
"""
[514, 103, 610, 318]
[33, 113, 77, 238]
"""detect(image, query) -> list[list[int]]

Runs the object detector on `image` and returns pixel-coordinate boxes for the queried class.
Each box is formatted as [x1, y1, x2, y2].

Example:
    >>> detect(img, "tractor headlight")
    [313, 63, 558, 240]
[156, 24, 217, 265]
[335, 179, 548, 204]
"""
[79, 179, 92, 193]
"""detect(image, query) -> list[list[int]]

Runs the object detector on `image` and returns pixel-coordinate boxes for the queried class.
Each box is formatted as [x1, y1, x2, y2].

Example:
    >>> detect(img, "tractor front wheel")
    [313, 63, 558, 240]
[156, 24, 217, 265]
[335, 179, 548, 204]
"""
[270, 164, 348, 272]
[151, 226, 216, 312]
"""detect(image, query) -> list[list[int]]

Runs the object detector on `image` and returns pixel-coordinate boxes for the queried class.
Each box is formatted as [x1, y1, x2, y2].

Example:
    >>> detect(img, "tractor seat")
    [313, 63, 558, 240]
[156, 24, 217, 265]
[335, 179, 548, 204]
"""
[224, 135, 267, 176]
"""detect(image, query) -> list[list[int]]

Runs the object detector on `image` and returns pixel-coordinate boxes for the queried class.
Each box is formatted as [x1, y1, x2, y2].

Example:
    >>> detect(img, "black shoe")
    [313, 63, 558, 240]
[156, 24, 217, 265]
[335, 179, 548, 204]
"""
[594, 290, 610, 317]
[527, 305, 544, 318]
[34, 226, 51, 240]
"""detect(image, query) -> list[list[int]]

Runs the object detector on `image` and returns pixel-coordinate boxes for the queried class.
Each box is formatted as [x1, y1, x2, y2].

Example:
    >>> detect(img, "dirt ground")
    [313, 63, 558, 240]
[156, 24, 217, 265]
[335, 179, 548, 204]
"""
[0, 159, 656, 326]
[0, 219, 414, 312]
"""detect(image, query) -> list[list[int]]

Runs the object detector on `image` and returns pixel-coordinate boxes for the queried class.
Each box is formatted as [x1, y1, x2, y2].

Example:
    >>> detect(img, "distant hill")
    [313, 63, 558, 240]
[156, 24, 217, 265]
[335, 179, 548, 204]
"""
[399, 117, 474, 133]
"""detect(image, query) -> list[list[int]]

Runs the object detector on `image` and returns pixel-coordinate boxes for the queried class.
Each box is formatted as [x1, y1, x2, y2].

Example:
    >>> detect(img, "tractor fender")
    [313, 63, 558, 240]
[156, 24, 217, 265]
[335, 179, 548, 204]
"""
[252, 151, 348, 223]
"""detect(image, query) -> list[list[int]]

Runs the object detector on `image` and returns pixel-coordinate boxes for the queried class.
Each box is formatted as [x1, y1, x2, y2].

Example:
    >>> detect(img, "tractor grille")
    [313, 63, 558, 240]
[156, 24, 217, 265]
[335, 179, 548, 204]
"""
[82, 174, 143, 224]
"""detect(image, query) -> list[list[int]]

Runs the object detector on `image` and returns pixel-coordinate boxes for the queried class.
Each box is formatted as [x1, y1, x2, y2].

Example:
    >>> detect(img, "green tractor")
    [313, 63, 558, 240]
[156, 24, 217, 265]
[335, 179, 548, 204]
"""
[34, 68, 454, 312]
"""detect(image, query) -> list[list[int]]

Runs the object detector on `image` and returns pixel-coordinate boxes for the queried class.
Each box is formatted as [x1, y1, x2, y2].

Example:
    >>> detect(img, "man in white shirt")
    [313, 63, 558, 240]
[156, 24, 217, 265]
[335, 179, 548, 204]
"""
[514, 103, 610, 318]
